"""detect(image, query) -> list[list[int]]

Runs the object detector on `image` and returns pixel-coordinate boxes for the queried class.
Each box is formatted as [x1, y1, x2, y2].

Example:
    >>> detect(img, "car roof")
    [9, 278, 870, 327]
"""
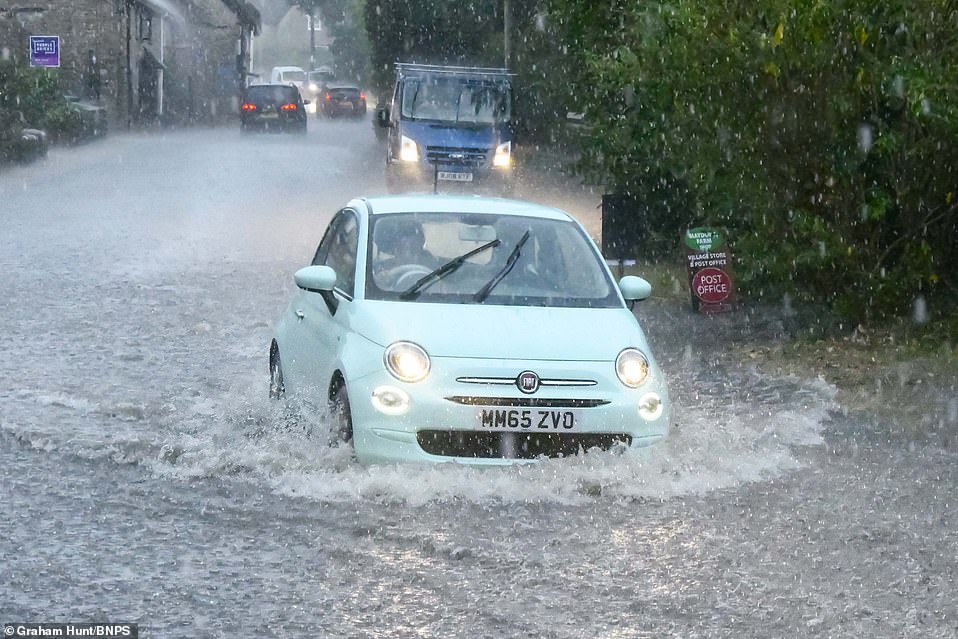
[273, 66, 304, 72]
[353, 195, 574, 222]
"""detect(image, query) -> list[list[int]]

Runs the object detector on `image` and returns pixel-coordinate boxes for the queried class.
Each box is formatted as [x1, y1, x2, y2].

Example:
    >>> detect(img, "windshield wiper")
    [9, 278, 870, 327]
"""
[473, 230, 530, 303]
[400, 239, 501, 300]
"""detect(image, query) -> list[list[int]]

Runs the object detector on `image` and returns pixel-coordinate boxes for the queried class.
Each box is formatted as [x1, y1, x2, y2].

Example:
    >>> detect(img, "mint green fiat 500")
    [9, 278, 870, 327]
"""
[269, 195, 671, 464]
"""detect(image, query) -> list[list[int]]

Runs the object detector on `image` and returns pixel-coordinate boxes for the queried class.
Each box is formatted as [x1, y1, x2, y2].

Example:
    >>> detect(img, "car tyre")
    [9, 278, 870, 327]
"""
[329, 381, 354, 446]
[269, 346, 285, 400]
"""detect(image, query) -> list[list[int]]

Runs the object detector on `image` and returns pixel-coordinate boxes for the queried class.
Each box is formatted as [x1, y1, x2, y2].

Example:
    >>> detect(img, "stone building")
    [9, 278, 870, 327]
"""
[0, 0, 260, 127]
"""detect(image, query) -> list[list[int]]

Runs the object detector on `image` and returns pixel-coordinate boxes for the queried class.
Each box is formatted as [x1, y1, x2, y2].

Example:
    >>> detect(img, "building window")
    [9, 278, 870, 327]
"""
[138, 12, 152, 41]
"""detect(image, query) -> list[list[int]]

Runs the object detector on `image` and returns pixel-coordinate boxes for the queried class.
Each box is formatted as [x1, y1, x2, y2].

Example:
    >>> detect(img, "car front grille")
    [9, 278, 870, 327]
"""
[425, 146, 489, 166]
[444, 396, 609, 408]
[417, 430, 631, 459]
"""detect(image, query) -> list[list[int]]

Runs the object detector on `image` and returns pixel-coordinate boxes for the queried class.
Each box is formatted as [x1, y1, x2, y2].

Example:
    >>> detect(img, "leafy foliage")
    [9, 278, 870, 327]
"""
[328, 0, 372, 83]
[544, 0, 958, 324]
[0, 61, 79, 157]
[364, 0, 507, 92]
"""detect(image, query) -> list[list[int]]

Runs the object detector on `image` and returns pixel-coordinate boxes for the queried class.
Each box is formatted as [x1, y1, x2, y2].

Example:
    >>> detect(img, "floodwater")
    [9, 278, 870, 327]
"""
[1, 118, 955, 638]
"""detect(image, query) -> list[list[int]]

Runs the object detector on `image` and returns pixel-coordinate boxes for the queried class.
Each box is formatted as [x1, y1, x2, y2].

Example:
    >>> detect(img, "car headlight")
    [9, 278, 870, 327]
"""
[384, 341, 431, 382]
[400, 135, 419, 162]
[493, 140, 511, 167]
[615, 348, 649, 387]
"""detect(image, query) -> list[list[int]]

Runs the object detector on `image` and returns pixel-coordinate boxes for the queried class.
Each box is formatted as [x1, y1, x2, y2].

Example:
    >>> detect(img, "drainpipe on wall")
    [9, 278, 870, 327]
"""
[156, 14, 164, 119]
[126, 1, 133, 128]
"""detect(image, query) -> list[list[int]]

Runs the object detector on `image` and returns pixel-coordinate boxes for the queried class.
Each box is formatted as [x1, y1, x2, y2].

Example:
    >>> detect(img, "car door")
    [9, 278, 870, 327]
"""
[288, 209, 359, 405]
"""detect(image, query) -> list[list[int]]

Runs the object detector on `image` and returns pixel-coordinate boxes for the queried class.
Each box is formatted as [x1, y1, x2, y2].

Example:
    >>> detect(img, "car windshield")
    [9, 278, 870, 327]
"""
[365, 212, 618, 307]
[400, 77, 511, 123]
[281, 70, 306, 82]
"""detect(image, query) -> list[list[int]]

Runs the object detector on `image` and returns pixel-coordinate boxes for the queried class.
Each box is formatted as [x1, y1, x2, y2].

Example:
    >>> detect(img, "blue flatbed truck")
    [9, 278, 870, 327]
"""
[376, 63, 515, 194]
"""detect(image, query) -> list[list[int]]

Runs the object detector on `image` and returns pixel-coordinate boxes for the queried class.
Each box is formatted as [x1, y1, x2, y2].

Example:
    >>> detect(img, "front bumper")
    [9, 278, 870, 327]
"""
[347, 356, 670, 465]
[388, 158, 515, 194]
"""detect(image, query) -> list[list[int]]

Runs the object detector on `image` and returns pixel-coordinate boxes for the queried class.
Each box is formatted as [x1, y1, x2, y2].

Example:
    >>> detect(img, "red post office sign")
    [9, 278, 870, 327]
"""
[684, 227, 737, 313]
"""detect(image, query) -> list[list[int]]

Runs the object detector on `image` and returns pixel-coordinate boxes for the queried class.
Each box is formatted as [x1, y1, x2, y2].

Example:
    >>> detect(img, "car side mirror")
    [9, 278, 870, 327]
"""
[303, 99, 311, 106]
[295, 265, 339, 314]
[294, 265, 336, 292]
[376, 107, 391, 127]
[619, 275, 652, 302]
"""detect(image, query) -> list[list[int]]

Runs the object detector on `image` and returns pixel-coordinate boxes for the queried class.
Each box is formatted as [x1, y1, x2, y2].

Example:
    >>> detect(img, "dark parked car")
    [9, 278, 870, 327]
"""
[240, 84, 308, 134]
[321, 83, 367, 118]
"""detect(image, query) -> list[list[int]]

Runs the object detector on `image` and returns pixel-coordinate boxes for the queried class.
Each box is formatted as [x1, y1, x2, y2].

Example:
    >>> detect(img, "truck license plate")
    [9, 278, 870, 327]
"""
[438, 171, 474, 182]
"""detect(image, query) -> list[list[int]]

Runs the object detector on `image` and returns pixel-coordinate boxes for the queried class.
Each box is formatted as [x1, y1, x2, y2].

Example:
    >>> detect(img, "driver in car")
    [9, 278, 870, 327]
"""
[372, 219, 437, 288]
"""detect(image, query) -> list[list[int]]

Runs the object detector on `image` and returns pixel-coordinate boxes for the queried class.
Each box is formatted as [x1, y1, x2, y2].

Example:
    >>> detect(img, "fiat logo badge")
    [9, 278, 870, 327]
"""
[516, 370, 540, 394]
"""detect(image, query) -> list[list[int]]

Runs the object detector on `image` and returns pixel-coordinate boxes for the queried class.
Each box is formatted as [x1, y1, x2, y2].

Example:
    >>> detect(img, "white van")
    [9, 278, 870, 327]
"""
[270, 66, 307, 92]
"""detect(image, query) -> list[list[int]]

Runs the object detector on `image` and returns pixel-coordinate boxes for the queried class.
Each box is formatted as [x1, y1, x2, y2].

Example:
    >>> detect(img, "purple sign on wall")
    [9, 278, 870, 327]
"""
[29, 35, 60, 68]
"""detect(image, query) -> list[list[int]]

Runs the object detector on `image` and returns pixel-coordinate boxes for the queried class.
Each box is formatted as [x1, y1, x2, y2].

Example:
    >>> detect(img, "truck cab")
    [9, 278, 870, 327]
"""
[377, 63, 515, 194]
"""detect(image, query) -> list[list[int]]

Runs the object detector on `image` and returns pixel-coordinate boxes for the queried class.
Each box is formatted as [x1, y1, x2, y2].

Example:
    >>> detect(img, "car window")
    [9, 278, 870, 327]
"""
[245, 85, 299, 104]
[366, 212, 618, 307]
[322, 210, 359, 298]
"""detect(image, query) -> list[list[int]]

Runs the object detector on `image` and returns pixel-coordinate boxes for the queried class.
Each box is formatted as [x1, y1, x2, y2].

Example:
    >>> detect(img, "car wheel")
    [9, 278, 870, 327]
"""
[269, 346, 285, 400]
[329, 381, 354, 445]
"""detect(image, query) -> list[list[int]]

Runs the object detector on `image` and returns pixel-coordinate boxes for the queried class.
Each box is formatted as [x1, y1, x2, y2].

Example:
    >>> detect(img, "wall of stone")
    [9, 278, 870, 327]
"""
[0, 1, 125, 114]
[0, 0, 246, 126]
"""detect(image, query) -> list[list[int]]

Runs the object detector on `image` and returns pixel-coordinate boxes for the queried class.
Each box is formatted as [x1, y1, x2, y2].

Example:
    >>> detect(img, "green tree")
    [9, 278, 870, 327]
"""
[328, 0, 372, 83]
[364, 0, 507, 92]
[545, 0, 958, 324]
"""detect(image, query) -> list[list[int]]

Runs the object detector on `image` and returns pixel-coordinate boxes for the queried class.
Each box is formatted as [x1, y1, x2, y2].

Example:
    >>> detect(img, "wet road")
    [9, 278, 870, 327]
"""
[1, 117, 956, 637]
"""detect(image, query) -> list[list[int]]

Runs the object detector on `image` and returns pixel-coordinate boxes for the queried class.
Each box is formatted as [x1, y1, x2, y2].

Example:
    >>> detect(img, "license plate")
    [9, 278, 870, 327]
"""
[438, 171, 474, 182]
[261, 113, 279, 119]
[478, 408, 580, 431]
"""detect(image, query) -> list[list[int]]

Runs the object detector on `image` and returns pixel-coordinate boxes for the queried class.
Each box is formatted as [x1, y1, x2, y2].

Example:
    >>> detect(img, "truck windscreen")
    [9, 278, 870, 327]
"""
[401, 77, 511, 124]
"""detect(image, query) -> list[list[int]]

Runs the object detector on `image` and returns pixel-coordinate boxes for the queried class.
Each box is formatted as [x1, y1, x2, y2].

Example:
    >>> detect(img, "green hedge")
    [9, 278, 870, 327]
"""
[544, 0, 958, 324]
[0, 61, 80, 148]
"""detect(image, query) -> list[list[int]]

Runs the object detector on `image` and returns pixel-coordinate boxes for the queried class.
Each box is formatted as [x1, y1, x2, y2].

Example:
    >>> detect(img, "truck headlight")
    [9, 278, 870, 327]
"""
[400, 135, 419, 162]
[615, 348, 649, 388]
[384, 341, 431, 382]
[493, 140, 511, 167]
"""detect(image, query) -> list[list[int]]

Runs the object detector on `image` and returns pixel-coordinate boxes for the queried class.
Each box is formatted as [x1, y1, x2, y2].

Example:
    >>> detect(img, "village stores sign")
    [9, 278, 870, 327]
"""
[684, 227, 737, 313]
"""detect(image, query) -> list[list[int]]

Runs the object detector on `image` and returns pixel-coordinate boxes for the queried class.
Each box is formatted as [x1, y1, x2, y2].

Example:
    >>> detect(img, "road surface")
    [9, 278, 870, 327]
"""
[1, 118, 955, 638]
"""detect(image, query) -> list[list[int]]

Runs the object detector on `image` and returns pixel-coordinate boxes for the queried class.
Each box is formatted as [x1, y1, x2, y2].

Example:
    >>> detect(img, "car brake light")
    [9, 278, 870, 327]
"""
[241, 103, 256, 111]
[280, 103, 298, 111]
[360, 92, 366, 100]
[325, 93, 331, 101]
